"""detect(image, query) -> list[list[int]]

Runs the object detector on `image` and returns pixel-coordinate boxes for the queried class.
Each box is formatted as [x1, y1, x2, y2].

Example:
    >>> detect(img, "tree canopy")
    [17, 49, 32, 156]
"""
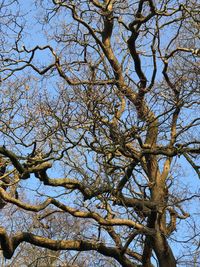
[0, 0, 200, 266]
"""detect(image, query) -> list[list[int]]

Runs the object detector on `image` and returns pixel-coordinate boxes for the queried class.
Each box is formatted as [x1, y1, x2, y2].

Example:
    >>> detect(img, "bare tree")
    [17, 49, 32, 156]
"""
[0, 0, 200, 266]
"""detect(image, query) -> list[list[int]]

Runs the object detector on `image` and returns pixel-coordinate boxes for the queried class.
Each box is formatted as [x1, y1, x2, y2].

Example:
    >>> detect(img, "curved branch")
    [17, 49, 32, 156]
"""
[0, 227, 138, 267]
[0, 188, 154, 234]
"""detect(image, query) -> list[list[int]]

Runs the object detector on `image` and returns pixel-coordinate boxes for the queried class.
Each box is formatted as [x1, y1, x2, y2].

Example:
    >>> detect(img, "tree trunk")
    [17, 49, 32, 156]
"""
[153, 233, 176, 267]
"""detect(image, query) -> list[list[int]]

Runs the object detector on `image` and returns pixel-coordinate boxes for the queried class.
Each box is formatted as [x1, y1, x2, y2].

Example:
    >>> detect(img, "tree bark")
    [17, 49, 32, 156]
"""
[153, 233, 176, 267]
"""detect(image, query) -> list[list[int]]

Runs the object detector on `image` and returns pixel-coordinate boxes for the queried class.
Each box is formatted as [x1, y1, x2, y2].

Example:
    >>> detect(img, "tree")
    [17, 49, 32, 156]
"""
[0, 0, 200, 266]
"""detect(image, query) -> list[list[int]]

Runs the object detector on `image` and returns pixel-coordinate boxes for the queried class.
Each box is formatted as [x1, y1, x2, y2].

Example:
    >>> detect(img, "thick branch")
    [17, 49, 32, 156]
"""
[0, 146, 24, 174]
[0, 227, 137, 267]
